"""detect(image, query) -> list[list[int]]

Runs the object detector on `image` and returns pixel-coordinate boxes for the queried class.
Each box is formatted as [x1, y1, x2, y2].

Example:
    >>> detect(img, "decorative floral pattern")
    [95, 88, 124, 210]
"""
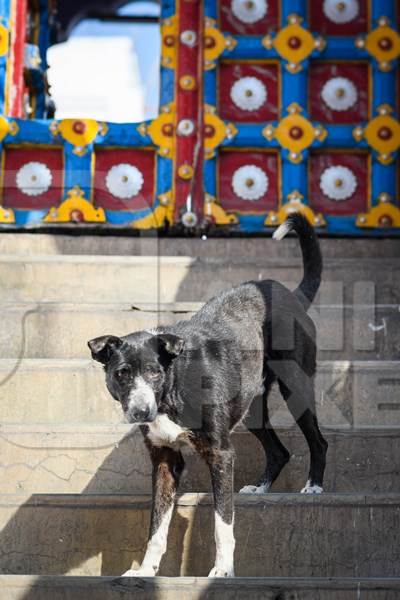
[232, 165, 269, 200]
[231, 0, 268, 24]
[16, 162, 52, 196]
[230, 77, 267, 111]
[320, 165, 357, 201]
[321, 77, 358, 112]
[106, 164, 144, 199]
[323, 0, 359, 24]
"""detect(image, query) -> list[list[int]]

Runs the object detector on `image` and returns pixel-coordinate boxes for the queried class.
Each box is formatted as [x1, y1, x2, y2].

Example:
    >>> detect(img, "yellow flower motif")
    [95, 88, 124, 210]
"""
[265, 193, 326, 227]
[204, 20, 237, 70]
[44, 187, 105, 223]
[361, 21, 400, 71]
[353, 105, 400, 164]
[0, 24, 9, 56]
[204, 107, 238, 159]
[56, 119, 101, 152]
[274, 114, 315, 152]
[357, 197, 400, 229]
[204, 194, 238, 225]
[161, 15, 177, 69]
[142, 104, 175, 158]
[0, 116, 18, 142]
[364, 115, 400, 155]
[0, 206, 15, 223]
[0, 116, 10, 142]
[263, 104, 327, 163]
[263, 15, 325, 73]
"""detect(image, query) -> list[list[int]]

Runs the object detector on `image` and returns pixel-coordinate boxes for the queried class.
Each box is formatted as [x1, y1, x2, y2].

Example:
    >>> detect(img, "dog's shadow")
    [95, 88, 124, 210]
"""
[0, 427, 271, 599]
[0, 419, 311, 599]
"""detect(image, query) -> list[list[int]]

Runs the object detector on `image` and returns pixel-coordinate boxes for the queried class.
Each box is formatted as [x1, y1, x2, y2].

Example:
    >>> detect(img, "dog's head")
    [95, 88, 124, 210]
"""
[88, 332, 185, 424]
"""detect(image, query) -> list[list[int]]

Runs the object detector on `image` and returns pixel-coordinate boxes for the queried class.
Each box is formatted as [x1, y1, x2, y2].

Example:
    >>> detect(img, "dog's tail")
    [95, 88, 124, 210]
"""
[273, 212, 322, 310]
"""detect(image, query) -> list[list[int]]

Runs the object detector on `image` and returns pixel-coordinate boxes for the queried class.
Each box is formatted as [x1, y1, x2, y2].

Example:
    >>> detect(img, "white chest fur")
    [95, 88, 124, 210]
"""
[147, 414, 186, 447]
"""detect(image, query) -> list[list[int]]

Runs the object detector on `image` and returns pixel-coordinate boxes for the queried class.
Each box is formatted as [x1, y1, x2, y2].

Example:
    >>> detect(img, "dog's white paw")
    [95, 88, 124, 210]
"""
[208, 566, 235, 577]
[121, 567, 155, 577]
[239, 484, 269, 494]
[300, 483, 323, 494]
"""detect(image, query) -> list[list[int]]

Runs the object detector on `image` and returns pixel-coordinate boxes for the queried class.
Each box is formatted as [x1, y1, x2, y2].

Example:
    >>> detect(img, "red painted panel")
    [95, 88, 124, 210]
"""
[309, 0, 368, 35]
[219, 0, 278, 35]
[309, 62, 369, 124]
[2, 147, 63, 209]
[309, 152, 368, 216]
[174, 0, 204, 221]
[94, 148, 156, 211]
[9, 0, 28, 117]
[219, 62, 279, 123]
[218, 151, 279, 213]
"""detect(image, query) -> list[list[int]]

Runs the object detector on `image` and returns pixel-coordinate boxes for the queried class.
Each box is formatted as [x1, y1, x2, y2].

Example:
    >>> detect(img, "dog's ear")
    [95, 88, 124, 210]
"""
[153, 333, 185, 358]
[88, 335, 123, 364]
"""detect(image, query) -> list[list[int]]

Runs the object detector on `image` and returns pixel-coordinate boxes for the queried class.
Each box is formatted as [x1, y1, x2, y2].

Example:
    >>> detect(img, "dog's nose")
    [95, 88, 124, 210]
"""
[133, 407, 150, 422]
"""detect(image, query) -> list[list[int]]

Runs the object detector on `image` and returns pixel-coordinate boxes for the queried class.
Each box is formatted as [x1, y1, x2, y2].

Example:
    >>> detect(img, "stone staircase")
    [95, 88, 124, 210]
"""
[0, 234, 399, 599]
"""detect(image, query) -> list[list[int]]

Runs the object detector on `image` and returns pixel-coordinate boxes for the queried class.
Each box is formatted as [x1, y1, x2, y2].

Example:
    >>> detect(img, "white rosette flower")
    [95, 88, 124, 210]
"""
[323, 0, 359, 24]
[106, 164, 144, 199]
[231, 0, 268, 24]
[320, 165, 357, 201]
[321, 77, 358, 111]
[16, 162, 53, 196]
[230, 77, 267, 112]
[232, 165, 269, 200]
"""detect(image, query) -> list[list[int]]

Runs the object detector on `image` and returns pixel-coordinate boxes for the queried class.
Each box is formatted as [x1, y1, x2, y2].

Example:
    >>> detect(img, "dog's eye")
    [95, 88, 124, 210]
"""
[115, 367, 131, 381]
[144, 364, 160, 377]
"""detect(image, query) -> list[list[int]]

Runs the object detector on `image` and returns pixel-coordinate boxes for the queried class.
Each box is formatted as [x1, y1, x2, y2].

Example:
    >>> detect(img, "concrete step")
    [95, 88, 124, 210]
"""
[1, 425, 398, 495]
[0, 358, 398, 428]
[0, 493, 399, 577]
[1, 232, 400, 258]
[1, 302, 399, 361]
[2, 575, 400, 600]
[0, 255, 399, 304]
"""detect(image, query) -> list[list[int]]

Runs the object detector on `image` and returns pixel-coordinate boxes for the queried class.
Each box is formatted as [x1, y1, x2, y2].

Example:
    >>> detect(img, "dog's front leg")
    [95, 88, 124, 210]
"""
[206, 446, 235, 577]
[123, 444, 184, 577]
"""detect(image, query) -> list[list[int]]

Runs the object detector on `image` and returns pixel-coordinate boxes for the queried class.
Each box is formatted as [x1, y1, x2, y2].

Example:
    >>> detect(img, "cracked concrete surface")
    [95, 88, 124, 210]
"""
[0, 427, 399, 495]
[0, 494, 398, 578]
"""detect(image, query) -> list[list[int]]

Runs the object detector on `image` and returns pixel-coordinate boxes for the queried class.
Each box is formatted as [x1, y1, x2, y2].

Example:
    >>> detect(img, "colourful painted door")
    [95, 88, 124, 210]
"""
[0, 0, 398, 234]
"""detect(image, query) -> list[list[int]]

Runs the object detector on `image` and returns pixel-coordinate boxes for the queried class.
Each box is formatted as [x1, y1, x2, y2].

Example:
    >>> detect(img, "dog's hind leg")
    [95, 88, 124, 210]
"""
[239, 391, 290, 494]
[205, 444, 235, 577]
[277, 377, 328, 494]
[122, 444, 184, 577]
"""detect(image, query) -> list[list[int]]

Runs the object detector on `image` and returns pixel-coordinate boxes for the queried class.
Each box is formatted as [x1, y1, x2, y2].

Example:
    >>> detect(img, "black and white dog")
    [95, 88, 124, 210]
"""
[88, 213, 328, 578]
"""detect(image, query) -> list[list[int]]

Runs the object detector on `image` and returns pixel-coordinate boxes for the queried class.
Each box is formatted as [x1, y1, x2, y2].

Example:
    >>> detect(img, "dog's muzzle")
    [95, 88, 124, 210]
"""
[125, 404, 157, 424]
[125, 377, 158, 423]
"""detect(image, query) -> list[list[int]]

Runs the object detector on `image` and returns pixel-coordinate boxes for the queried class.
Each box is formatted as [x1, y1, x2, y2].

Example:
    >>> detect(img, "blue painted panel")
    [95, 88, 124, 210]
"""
[156, 156, 172, 195]
[321, 39, 368, 60]
[106, 208, 151, 224]
[281, 0, 306, 23]
[205, 0, 217, 20]
[372, 67, 396, 112]
[224, 38, 278, 60]
[282, 159, 307, 200]
[205, 69, 217, 107]
[101, 122, 153, 147]
[63, 143, 93, 200]
[371, 0, 396, 22]
[161, 0, 175, 19]
[204, 156, 217, 196]
[282, 69, 307, 110]
[225, 124, 278, 148]
[372, 161, 397, 203]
